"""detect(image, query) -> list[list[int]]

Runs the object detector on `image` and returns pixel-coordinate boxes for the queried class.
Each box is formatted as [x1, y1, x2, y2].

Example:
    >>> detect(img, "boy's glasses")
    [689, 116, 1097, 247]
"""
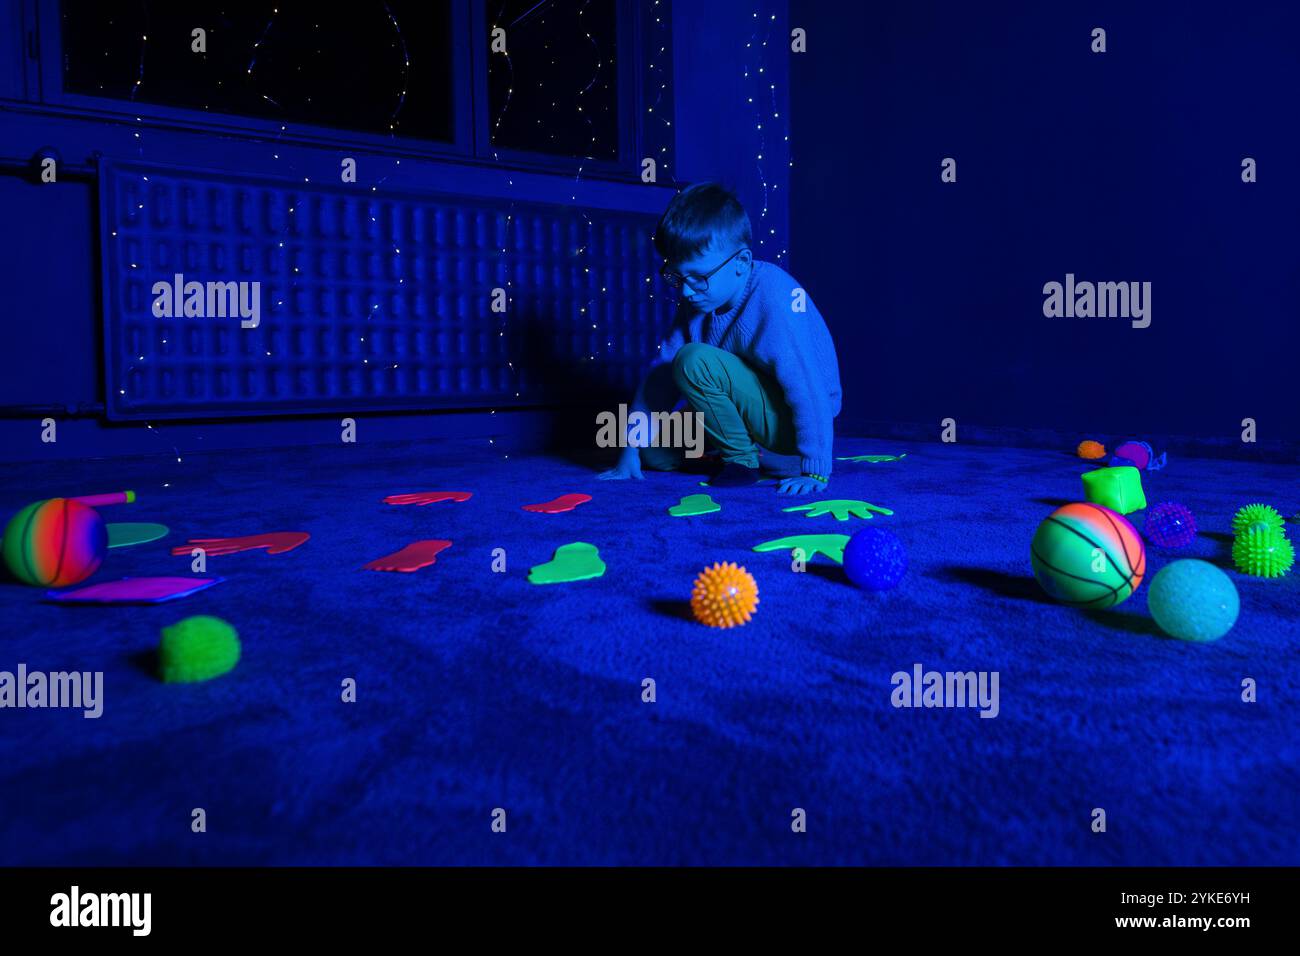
[660, 247, 748, 293]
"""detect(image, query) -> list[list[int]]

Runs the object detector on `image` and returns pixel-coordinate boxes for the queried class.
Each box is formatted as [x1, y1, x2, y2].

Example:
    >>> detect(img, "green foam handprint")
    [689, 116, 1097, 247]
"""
[836, 453, 907, 463]
[752, 534, 851, 564]
[669, 493, 721, 517]
[782, 499, 894, 521]
[528, 542, 606, 584]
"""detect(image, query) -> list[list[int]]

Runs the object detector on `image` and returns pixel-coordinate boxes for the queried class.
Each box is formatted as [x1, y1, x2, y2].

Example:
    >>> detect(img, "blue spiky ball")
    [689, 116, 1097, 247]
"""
[1143, 501, 1197, 549]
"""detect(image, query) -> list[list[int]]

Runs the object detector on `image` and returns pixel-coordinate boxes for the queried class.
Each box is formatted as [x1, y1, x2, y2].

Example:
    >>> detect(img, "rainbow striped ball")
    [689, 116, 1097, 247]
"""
[2, 498, 107, 587]
[1030, 502, 1146, 608]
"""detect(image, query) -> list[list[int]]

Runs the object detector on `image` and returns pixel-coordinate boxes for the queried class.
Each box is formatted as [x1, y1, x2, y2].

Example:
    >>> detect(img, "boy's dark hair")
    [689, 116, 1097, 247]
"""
[652, 182, 753, 265]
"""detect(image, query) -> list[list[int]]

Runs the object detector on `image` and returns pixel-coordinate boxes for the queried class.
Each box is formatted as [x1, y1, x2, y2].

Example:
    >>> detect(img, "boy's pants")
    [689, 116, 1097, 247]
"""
[639, 342, 799, 472]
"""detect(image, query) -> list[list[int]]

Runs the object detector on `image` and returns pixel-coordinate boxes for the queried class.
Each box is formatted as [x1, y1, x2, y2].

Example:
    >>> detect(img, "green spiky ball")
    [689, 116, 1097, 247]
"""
[1232, 503, 1285, 537]
[159, 616, 240, 683]
[1231, 526, 1295, 578]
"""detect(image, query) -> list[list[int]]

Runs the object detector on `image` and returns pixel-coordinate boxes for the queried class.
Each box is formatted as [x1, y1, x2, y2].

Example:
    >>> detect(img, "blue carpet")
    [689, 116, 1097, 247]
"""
[0, 437, 1297, 864]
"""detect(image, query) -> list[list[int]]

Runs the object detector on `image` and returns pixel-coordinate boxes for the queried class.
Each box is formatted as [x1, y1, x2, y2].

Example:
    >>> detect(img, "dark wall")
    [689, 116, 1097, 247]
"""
[674, 0, 791, 265]
[790, 0, 1300, 449]
[0, 174, 102, 410]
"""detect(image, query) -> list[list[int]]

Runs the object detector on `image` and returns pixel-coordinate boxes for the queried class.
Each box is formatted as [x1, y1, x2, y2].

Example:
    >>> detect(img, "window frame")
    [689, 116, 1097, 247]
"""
[472, 0, 642, 173]
[28, 0, 661, 184]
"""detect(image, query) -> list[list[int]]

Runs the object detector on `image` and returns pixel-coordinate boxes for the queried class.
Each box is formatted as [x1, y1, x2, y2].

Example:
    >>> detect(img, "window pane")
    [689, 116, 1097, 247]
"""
[487, 0, 620, 160]
[60, 1, 455, 142]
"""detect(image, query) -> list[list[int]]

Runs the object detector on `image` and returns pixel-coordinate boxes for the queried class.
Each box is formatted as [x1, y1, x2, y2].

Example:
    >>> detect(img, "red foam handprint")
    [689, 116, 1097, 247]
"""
[363, 539, 452, 573]
[522, 493, 592, 514]
[170, 531, 309, 557]
[383, 491, 473, 506]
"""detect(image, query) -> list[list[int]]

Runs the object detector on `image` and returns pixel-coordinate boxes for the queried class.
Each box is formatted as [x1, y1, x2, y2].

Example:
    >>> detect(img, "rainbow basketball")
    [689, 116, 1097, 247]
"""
[2, 498, 107, 587]
[1030, 502, 1146, 608]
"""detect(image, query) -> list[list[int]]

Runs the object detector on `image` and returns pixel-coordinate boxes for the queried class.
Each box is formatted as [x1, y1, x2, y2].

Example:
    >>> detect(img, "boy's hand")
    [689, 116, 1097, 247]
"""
[776, 476, 828, 496]
[597, 448, 643, 481]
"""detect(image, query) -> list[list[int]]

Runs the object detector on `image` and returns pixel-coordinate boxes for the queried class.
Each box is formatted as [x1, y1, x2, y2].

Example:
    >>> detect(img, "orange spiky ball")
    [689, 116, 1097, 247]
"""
[1077, 440, 1107, 460]
[691, 561, 759, 628]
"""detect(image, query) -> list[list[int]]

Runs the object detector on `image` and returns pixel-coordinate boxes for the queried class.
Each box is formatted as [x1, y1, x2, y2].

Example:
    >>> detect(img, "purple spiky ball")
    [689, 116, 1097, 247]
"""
[1143, 501, 1197, 549]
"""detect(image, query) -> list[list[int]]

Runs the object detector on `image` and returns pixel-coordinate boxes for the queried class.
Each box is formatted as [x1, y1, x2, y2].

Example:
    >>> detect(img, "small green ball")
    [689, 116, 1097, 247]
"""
[159, 615, 240, 683]
[1232, 503, 1285, 537]
[1232, 526, 1295, 578]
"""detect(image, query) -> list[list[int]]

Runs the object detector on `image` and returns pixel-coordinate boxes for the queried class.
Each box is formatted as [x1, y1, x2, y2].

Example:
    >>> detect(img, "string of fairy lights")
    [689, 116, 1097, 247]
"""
[246, 9, 409, 385]
[640, 0, 679, 326]
[122, 9, 186, 480]
[483, 0, 620, 457]
[573, 0, 604, 365]
[744, 8, 788, 264]
[645, 0, 674, 187]
[371, 6, 410, 384]
[100, 2, 788, 475]
[245, 6, 280, 108]
[486, 0, 521, 457]
[116, 10, 415, 482]
[382, 2, 411, 131]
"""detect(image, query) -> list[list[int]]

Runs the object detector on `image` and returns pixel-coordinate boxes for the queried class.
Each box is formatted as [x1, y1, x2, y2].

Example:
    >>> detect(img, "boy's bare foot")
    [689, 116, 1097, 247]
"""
[597, 452, 643, 480]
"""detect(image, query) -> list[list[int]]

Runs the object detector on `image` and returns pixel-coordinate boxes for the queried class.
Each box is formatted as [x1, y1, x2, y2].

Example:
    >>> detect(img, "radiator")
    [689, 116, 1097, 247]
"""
[97, 159, 675, 420]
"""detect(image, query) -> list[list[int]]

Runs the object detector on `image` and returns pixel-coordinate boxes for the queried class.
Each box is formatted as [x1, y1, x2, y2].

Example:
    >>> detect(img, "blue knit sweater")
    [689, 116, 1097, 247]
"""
[652, 260, 842, 477]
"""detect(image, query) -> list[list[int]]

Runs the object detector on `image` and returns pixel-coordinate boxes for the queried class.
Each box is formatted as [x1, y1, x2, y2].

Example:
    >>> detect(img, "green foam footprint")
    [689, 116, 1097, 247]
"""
[528, 542, 606, 585]
[669, 494, 720, 517]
